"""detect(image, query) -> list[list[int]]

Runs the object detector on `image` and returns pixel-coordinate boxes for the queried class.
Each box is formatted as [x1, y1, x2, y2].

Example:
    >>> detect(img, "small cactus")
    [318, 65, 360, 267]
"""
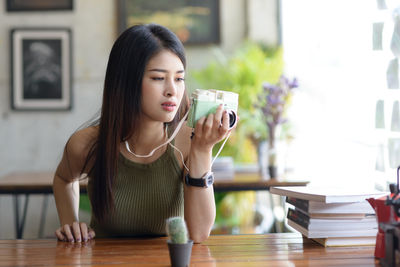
[166, 217, 188, 244]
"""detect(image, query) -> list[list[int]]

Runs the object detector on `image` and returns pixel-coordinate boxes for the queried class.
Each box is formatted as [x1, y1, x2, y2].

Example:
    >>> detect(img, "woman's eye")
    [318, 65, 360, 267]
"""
[176, 77, 185, 82]
[151, 77, 164, 81]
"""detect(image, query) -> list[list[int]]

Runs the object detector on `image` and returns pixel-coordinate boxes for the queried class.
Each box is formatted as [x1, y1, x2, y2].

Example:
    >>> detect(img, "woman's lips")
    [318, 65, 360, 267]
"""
[161, 102, 176, 112]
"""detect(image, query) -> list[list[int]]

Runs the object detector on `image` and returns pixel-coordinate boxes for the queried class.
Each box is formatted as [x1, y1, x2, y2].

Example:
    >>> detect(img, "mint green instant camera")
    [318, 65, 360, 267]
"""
[187, 89, 239, 129]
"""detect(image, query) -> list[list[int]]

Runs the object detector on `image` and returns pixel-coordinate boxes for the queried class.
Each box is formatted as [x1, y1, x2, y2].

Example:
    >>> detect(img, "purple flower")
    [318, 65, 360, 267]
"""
[257, 75, 298, 143]
[267, 94, 283, 106]
[289, 78, 298, 89]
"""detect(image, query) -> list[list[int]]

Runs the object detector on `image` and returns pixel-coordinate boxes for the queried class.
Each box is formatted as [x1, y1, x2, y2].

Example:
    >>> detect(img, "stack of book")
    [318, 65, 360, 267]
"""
[212, 157, 234, 180]
[270, 186, 388, 247]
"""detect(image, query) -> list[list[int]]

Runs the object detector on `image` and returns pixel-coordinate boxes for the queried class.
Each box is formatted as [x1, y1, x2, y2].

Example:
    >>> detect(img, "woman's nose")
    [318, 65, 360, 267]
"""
[164, 78, 177, 97]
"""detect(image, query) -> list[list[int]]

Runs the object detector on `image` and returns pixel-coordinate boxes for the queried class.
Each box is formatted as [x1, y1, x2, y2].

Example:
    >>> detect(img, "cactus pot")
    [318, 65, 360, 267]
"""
[167, 239, 193, 267]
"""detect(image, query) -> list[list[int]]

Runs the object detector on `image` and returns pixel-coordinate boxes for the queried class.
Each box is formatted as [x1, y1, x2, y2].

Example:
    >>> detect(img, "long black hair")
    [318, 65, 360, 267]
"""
[84, 24, 189, 222]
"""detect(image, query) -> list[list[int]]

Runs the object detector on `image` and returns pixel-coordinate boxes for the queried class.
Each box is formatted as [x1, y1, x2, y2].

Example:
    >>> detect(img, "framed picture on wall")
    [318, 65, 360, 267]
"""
[6, 0, 74, 12]
[10, 28, 72, 110]
[117, 0, 220, 45]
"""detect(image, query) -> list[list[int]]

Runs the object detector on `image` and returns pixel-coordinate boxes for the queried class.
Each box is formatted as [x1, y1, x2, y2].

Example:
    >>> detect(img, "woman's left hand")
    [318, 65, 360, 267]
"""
[191, 104, 236, 151]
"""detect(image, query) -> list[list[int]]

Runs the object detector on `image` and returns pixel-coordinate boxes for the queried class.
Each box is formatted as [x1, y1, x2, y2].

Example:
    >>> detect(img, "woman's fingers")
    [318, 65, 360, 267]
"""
[203, 113, 214, 133]
[56, 222, 93, 242]
[63, 224, 74, 242]
[55, 228, 66, 241]
[88, 229, 96, 240]
[72, 221, 82, 242]
[79, 222, 88, 242]
[214, 104, 224, 128]
[193, 107, 233, 142]
[194, 116, 206, 139]
[219, 111, 229, 134]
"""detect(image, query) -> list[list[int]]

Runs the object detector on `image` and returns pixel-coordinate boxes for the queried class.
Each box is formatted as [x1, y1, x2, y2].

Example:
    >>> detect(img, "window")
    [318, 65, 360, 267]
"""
[280, 0, 398, 188]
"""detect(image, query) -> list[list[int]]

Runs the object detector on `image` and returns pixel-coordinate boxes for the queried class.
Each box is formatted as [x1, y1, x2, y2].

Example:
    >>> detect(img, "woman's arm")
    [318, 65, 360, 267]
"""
[53, 128, 96, 242]
[183, 104, 231, 243]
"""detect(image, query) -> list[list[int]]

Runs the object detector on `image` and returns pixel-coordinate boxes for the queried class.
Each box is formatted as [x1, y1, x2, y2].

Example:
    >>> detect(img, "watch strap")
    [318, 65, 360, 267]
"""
[185, 171, 214, 188]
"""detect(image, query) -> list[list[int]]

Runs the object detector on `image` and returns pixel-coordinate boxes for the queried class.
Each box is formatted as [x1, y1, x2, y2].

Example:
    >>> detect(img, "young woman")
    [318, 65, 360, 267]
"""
[53, 24, 233, 243]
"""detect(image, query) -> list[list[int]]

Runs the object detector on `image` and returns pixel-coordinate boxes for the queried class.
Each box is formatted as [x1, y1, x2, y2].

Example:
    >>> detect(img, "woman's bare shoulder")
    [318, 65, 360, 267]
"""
[67, 126, 98, 156]
[56, 126, 98, 181]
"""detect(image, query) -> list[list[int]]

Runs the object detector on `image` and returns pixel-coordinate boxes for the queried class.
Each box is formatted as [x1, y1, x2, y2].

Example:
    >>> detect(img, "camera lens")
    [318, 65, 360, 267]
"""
[222, 109, 237, 129]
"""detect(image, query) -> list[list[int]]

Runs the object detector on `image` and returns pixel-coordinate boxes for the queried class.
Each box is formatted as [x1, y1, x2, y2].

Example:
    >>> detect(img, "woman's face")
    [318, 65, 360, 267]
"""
[141, 49, 185, 123]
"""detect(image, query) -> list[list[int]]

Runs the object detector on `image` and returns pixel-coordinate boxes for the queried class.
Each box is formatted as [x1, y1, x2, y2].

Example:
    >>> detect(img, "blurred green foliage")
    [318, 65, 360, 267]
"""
[213, 191, 257, 234]
[192, 42, 284, 162]
[80, 194, 91, 213]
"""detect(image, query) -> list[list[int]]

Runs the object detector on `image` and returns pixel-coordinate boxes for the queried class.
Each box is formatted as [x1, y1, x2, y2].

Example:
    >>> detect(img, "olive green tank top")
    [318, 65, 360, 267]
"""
[89, 144, 184, 237]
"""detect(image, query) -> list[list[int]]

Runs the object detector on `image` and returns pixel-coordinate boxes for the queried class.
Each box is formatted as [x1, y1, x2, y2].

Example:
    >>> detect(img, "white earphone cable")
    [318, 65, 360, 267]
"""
[124, 109, 231, 173]
[125, 111, 189, 158]
[168, 142, 189, 172]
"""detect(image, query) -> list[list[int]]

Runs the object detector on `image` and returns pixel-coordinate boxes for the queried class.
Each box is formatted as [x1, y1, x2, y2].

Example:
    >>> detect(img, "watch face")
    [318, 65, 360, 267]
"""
[206, 173, 214, 187]
[185, 172, 214, 187]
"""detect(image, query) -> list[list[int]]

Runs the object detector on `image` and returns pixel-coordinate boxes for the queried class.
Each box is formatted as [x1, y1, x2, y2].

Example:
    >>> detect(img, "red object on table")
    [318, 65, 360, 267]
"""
[367, 194, 399, 258]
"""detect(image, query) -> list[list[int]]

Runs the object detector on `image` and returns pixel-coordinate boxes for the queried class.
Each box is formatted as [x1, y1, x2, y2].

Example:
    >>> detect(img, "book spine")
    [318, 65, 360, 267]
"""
[287, 208, 310, 229]
[286, 197, 309, 212]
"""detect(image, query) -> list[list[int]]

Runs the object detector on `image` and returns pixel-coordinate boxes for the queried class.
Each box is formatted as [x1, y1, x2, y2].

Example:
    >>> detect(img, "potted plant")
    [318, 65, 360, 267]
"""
[166, 217, 193, 267]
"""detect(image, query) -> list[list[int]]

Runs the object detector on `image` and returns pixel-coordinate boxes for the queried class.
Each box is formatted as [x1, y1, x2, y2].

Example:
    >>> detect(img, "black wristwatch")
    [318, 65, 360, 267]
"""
[185, 171, 214, 188]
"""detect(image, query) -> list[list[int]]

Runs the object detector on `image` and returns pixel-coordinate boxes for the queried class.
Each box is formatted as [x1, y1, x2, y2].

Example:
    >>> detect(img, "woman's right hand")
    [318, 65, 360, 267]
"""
[55, 222, 95, 242]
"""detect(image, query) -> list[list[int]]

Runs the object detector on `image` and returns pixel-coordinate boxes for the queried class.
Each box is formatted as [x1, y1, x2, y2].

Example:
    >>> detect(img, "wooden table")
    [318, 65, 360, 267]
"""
[0, 233, 378, 266]
[0, 172, 308, 239]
